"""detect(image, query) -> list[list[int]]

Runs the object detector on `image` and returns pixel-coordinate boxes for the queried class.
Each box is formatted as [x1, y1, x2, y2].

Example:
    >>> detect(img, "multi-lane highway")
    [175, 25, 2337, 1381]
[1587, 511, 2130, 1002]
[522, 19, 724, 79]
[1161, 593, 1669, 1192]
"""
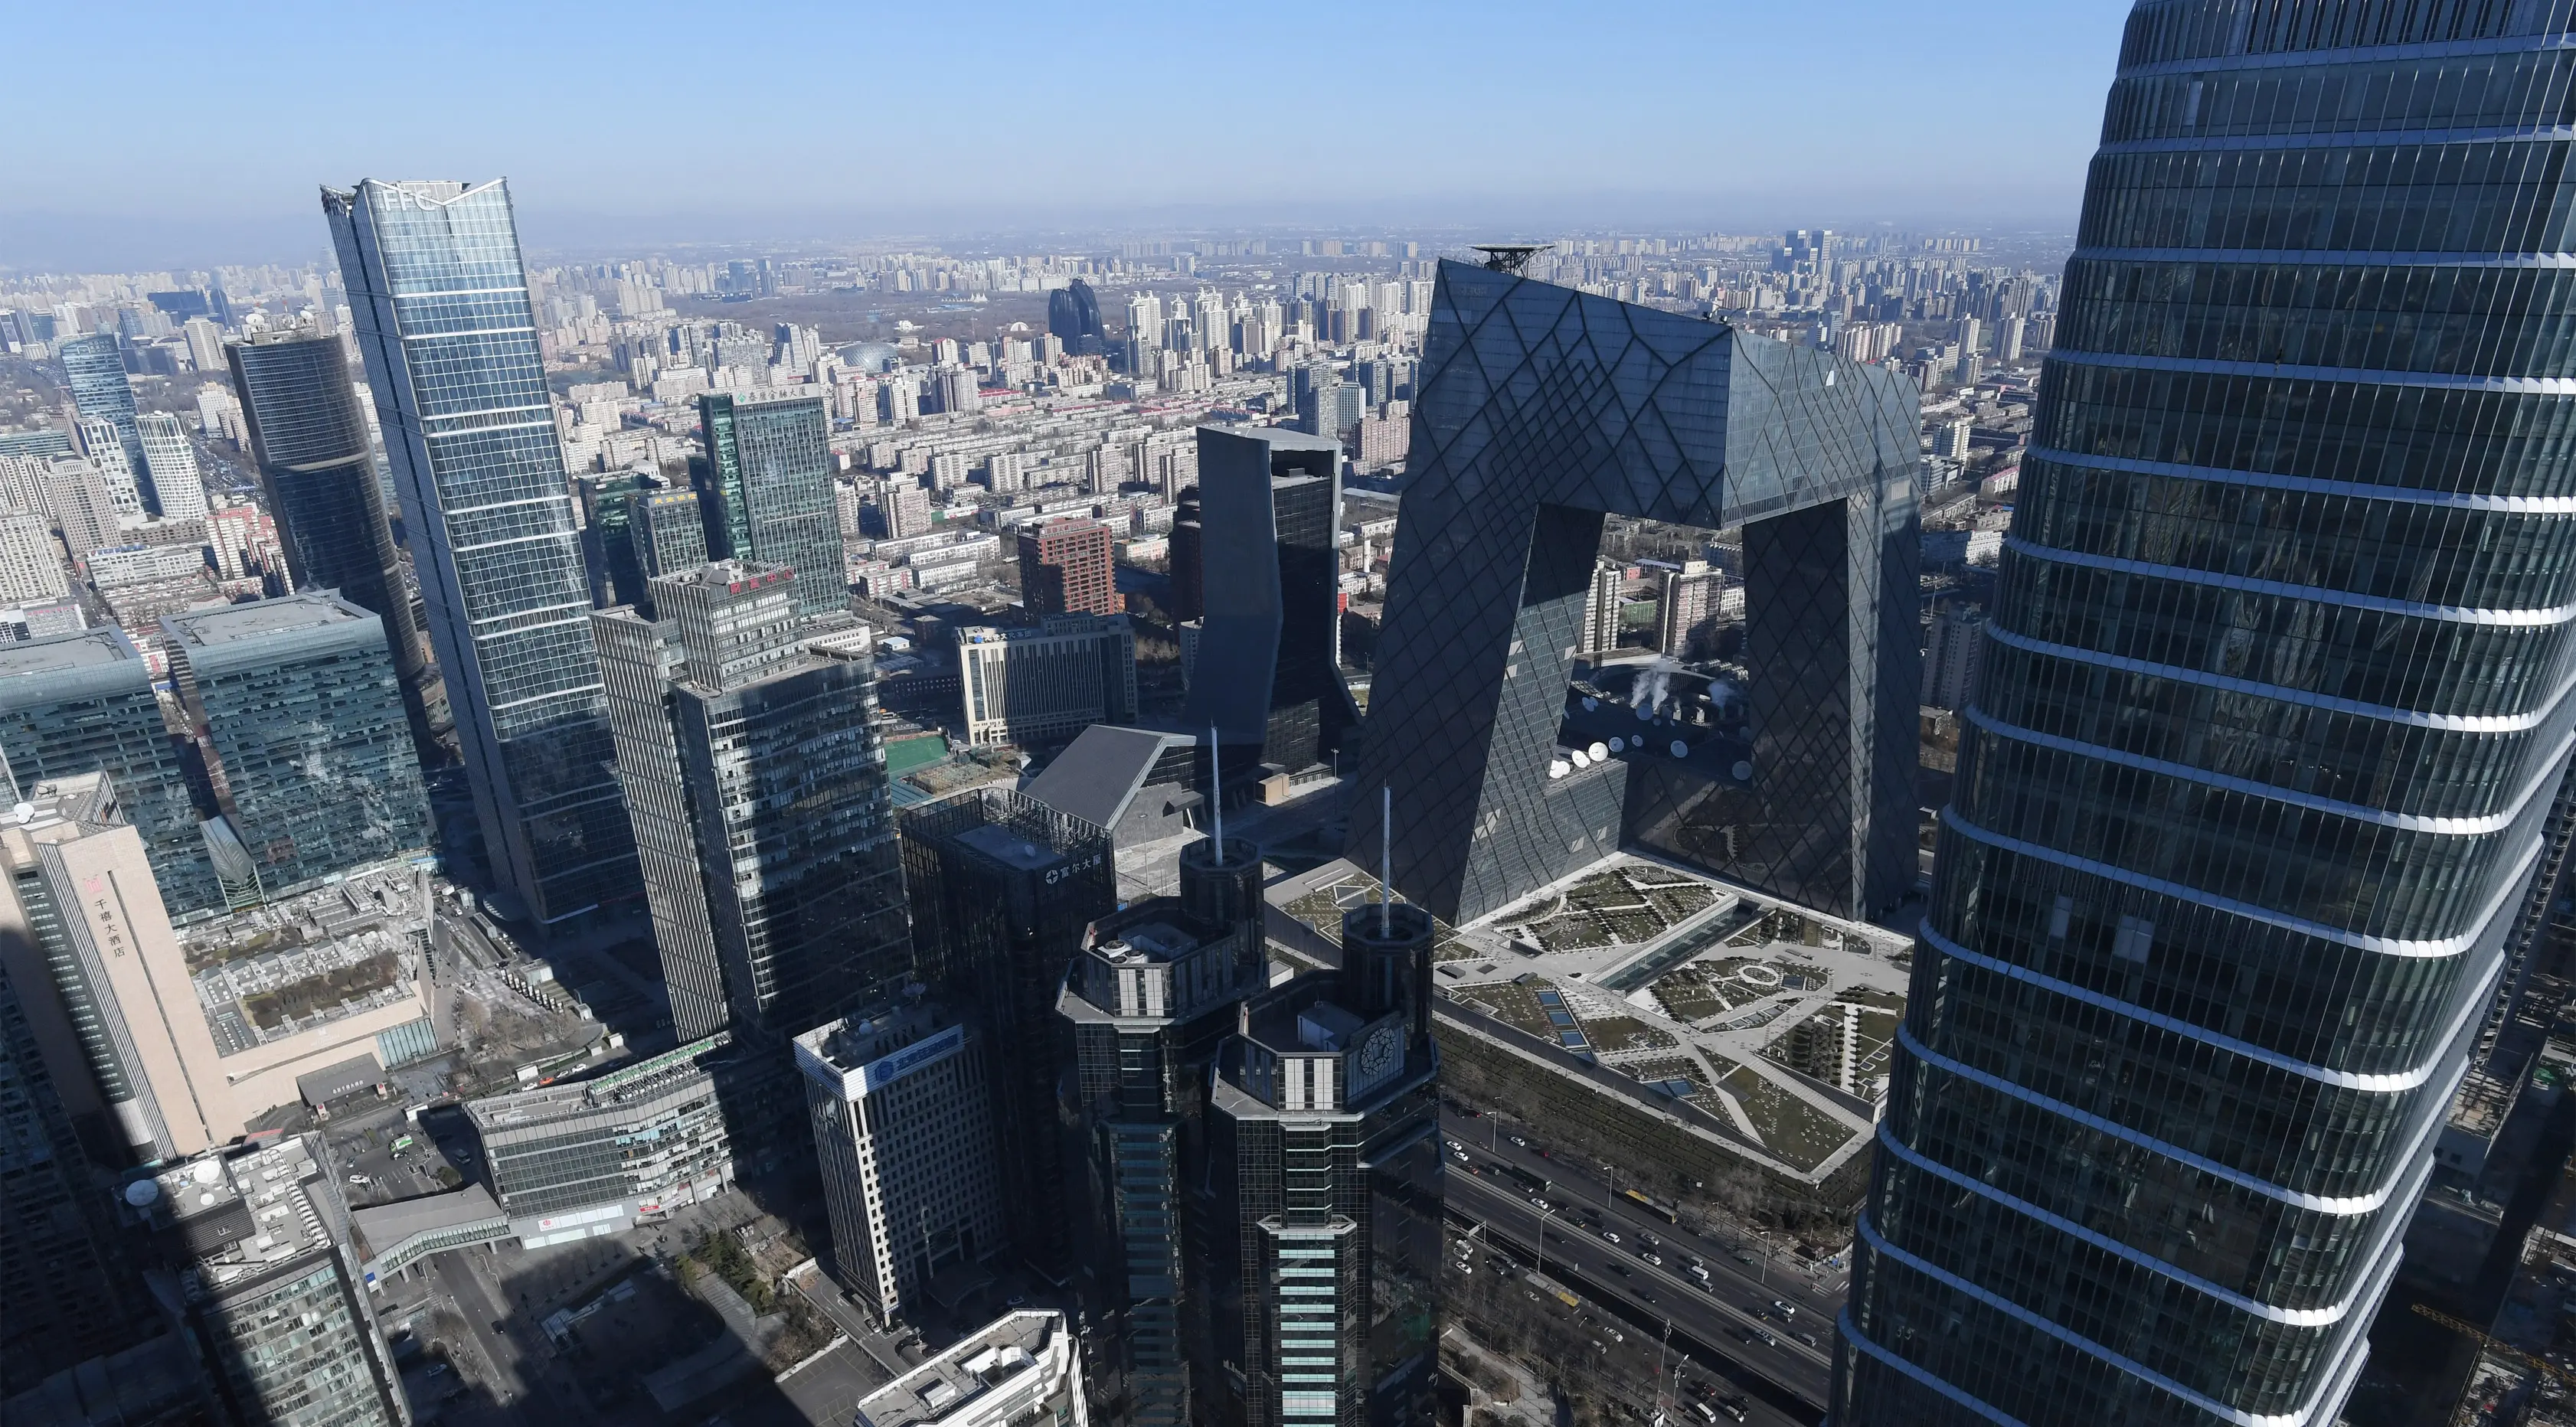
[1437, 1113, 1839, 1420]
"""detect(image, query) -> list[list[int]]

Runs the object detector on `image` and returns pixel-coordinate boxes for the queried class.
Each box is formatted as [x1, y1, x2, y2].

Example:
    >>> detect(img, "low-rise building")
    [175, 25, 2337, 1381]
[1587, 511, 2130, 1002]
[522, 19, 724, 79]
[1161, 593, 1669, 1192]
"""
[468, 1033, 741, 1248]
[856, 1311, 1087, 1427]
[956, 614, 1136, 748]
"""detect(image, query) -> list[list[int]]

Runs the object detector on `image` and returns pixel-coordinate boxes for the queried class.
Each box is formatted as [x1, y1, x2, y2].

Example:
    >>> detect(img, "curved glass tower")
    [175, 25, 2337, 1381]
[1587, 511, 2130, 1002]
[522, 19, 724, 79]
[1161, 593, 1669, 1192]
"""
[1840, 5, 2576, 1425]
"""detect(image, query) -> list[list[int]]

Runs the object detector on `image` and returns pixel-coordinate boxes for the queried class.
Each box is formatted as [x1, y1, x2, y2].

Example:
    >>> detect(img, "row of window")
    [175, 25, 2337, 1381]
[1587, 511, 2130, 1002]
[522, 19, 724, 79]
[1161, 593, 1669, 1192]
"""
[2077, 142, 2576, 256]
[2104, 50, 2576, 142]
[2114, 0, 2564, 70]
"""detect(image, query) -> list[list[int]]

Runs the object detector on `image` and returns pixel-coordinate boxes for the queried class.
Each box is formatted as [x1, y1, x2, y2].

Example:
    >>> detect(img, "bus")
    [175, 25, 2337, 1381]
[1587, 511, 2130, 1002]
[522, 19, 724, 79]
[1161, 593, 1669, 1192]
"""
[1622, 1188, 1678, 1224]
[1497, 1163, 1551, 1199]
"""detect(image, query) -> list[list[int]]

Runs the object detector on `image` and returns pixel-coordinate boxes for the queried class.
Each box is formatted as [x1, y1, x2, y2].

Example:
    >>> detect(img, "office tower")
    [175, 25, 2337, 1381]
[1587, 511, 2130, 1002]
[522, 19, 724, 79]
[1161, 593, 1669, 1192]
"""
[181, 315, 224, 374]
[695, 391, 846, 620]
[1198, 898, 1442, 1427]
[1656, 560, 1718, 658]
[76, 416, 146, 518]
[0, 629, 220, 915]
[858, 1311, 1090, 1427]
[1019, 518, 1118, 617]
[630, 486, 710, 590]
[576, 472, 652, 610]
[0, 773, 242, 1159]
[131, 413, 207, 524]
[56, 334, 157, 512]
[795, 993, 1006, 1321]
[593, 563, 909, 1039]
[0, 511, 67, 605]
[0, 910, 155, 1393]
[1169, 485, 1205, 623]
[325, 178, 636, 927]
[1051, 279, 1108, 356]
[1349, 262, 1917, 926]
[224, 331, 424, 727]
[1837, 9, 2576, 1425]
[1061, 834, 1267, 1427]
[137, 1135, 407, 1427]
[1917, 601, 1984, 713]
[900, 789, 1116, 1281]
[1183, 427, 1358, 775]
[956, 615, 1139, 747]
[160, 595, 430, 900]
[469, 1034, 741, 1245]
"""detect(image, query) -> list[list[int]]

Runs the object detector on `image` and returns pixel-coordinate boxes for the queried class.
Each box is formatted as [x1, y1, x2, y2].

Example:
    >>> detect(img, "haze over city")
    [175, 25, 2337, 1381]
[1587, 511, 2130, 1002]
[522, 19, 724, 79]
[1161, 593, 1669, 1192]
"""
[2, 6, 2572, 1427]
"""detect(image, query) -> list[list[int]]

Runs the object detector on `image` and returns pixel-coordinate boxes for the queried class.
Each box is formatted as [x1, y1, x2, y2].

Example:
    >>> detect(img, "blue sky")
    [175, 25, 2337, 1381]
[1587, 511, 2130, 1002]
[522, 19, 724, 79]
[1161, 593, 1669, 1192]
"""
[2, 1, 2130, 269]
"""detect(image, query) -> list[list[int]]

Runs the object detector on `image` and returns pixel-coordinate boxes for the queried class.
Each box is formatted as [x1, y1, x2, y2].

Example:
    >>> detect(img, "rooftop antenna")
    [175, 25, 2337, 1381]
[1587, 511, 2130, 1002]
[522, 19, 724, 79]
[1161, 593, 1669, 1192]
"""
[1380, 785, 1393, 937]
[1209, 726, 1223, 853]
[1472, 243, 1545, 276]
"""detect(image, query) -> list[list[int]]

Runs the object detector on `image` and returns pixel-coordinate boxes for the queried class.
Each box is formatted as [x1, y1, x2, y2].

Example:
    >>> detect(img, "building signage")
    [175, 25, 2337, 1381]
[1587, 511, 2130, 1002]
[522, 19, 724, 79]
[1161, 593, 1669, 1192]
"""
[858, 1024, 965, 1095]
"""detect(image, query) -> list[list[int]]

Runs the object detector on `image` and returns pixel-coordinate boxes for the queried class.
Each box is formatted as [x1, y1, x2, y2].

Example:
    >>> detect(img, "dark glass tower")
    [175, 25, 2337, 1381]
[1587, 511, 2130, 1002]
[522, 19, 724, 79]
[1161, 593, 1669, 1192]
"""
[55, 333, 159, 513]
[1050, 278, 1108, 356]
[695, 392, 845, 622]
[1184, 426, 1360, 775]
[1840, 7, 2576, 1425]
[325, 178, 639, 927]
[225, 330, 433, 747]
[901, 788, 1116, 1282]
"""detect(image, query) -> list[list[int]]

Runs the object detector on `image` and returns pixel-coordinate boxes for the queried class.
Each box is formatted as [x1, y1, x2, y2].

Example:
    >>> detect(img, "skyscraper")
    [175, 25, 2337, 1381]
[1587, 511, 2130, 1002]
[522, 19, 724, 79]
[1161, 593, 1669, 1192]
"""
[1050, 278, 1108, 356]
[131, 414, 207, 524]
[1839, 8, 2576, 1425]
[900, 788, 1116, 1281]
[593, 563, 910, 1038]
[1183, 427, 1359, 775]
[224, 331, 427, 735]
[160, 594, 430, 900]
[325, 178, 637, 926]
[695, 391, 846, 621]
[1060, 834, 1268, 1427]
[1019, 518, 1119, 617]
[55, 334, 157, 513]
[0, 629, 221, 916]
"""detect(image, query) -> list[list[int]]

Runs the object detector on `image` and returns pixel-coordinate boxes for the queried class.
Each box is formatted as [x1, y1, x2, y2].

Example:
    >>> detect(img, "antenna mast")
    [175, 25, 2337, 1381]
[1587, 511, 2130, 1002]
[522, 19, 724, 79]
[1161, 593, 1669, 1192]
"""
[1209, 726, 1222, 852]
[1380, 786, 1393, 937]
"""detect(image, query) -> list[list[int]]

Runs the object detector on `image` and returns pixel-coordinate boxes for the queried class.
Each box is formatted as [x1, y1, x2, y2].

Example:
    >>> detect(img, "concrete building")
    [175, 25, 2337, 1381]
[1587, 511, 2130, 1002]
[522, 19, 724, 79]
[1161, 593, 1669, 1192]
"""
[468, 1034, 740, 1247]
[856, 1311, 1088, 1427]
[1919, 601, 1985, 712]
[1018, 518, 1116, 617]
[137, 1134, 407, 1426]
[133, 413, 208, 524]
[0, 628, 221, 916]
[161, 595, 430, 900]
[1656, 560, 1718, 658]
[956, 615, 1138, 748]
[899, 789, 1116, 1282]
[0, 511, 67, 605]
[1581, 560, 1623, 658]
[794, 993, 1005, 1322]
[1059, 834, 1266, 1427]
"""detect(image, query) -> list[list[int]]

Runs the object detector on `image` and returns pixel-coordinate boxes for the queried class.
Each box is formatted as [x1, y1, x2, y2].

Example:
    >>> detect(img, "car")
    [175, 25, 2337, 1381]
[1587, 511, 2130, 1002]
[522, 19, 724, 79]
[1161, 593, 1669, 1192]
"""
[1529, 1197, 1551, 1212]
[1600, 1230, 1621, 1245]
[1687, 1263, 1711, 1282]
[1731, 1250, 1759, 1265]
[348, 1174, 370, 1185]
[1445, 1138, 1463, 1152]
[1639, 1288, 1657, 1302]
[1729, 1325, 1758, 1345]
[1755, 1330, 1781, 1348]
[490, 1321, 506, 1335]
[1692, 1404, 1718, 1423]
[1692, 1276, 1716, 1294]
[1717, 1398, 1750, 1421]
[1610, 1263, 1632, 1278]
[1797, 1331, 1821, 1349]
[1641, 1252, 1662, 1266]
[1770, 1299, 1796, 1318]
[1452, 1151, 1469, 1164]
[1508, 1135, 1528, 1148]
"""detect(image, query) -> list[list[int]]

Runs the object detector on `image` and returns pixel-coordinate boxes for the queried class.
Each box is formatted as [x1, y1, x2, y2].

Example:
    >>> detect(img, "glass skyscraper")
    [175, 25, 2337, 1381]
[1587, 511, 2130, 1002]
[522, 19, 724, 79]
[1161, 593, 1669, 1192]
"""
[227, 328, 433, 746]
[55, 333, 160, 514]
[695, 391, 846, 621]
[325, 178, 637, 926]
[1840, 6, 2576, 1425]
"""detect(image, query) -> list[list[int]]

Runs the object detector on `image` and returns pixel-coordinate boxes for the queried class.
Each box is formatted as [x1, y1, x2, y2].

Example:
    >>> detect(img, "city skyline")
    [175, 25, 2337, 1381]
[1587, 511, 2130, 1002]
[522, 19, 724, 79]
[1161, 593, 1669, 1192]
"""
[3, 2, 2124, 271]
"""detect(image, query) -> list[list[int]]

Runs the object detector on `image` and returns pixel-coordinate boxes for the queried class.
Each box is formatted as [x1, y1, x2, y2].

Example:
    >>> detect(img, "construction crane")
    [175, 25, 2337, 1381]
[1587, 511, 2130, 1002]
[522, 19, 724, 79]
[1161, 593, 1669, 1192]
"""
[2412, 1301, 2576, 1391]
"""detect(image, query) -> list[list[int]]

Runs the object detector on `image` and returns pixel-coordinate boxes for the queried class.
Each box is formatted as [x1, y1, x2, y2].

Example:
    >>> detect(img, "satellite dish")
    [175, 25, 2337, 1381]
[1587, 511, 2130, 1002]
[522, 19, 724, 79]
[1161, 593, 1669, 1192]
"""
[198, 1190, 217, 1208]
[1634, 704, 1652, 721]
[191, 1161, 221, 1186]
[1548, 761, 1570, 779]
[1731, 760, 1753, 779]
[9, 802, 31, 822]
[1582, 697, 1598, 712]
[1608, 737, 1625, 753]
[124, 1179, 160, 1207]
[1586, 743, 1608, 762]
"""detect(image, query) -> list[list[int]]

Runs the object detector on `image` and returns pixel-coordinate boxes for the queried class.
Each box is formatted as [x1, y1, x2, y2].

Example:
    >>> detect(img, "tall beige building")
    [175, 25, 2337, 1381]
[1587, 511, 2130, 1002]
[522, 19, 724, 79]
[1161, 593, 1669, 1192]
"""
[0, 511, 67, 605]
[0, 774, 243, 1161]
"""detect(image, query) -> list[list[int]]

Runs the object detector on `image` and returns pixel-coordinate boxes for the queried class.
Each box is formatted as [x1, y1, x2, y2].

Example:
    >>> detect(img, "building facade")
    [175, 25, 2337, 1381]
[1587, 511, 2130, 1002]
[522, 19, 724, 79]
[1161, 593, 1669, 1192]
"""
[467, 1034, 740, 1247]
[1839, 8, 2576, 1425]
[695, 392, 846, 621]
[856, 1311, 1090, 1427]
[901, 789, 1116, 1282]
[1184, 427, 1359, 776]
[132, 413, 208, 524]
[162, 595, 430, 900]
[1060, 834, 1267, 1427]
[1917, 602, 1985, 714]
[56, 334, 156, 512]
[1018, 518, 1118, 617]
[0, 511, 67, 606]
[957, 615, 1139, 748]
[796, 994, 1006, 1321]
[325, 178, 637, 927]
[0, 627, 221, 916]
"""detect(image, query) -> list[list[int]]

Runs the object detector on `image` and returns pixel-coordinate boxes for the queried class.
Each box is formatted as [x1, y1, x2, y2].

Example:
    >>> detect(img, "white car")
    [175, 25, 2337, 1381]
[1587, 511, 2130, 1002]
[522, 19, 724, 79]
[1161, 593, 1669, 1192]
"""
[348, 1174, 370, 1185]
[1600, 1229, 1620, 1245]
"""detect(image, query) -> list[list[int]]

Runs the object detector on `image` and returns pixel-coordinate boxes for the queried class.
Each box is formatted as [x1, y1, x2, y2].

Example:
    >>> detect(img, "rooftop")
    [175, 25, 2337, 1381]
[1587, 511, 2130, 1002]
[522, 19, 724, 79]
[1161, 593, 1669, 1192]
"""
[953, 819, 1071, 872]
[0, 626, 137, 680]
[142, 1134, 337, 1289]
[162, 593, 362, 647]
[856, 1311, 1070, 1427]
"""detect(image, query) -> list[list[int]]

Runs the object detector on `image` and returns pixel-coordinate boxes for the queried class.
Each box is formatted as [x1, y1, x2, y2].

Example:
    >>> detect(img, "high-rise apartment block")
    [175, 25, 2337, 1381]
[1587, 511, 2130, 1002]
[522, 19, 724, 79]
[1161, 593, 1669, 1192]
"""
[1198, 898, 1442, 1427]
[137, 1134, 407, 1426]
[695, 391, 847, 621]
[956, 615, 1139, 748]
[161, 594, 430, 900]
[1840, 8, 2576, 1425]
[1581, 560, 1623, 658]
[593, 563, 909, 1039]
[326, 177, 636, 926]
[1060, 834, 1267, 1427]
[1018, 518, 1118, 617]
[57, 334, 155, 511]
[1917, 601, 1984, 713]
[1184, 427, 1358, 776]
[0, 511, 67, 606]
[901, 789, 1116, 1281]
[1656, 560, 1718, 658]
[0, 628, 220, 915]
[226, 329, 430, 735]
[796, 993, 1006, 1322]
[132, 413, 207, 524]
